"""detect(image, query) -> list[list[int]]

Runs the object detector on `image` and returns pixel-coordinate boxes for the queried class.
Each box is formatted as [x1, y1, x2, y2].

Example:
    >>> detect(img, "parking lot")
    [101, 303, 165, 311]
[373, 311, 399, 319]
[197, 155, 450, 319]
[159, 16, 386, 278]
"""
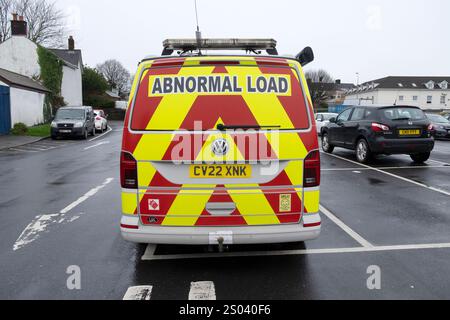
[0, 122, 450, 300]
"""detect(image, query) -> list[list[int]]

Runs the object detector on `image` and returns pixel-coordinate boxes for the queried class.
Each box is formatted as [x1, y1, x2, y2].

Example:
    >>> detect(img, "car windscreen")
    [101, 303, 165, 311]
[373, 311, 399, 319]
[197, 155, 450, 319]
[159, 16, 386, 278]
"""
[55, 109, 85, 120]
[130, 65, 311, 131]
[427, 114, 450, 124]
[381, 107, 426, 121]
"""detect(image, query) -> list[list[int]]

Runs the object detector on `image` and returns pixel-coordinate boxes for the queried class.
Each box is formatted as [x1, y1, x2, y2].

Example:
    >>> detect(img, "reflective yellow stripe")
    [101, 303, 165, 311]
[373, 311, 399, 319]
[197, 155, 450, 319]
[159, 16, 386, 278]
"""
[122, 193, 138, 216]
[226, 186, 280, 225]
[304, 190, 320, 214]
[162, 188, 215, 226]
[284, 160, 304, 186]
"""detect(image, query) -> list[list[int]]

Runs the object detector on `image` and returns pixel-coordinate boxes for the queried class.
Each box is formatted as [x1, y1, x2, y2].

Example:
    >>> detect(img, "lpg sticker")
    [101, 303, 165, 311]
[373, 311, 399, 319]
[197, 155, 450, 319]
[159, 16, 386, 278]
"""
[279, 194, 292, 212]
[148, 199, 160, 211]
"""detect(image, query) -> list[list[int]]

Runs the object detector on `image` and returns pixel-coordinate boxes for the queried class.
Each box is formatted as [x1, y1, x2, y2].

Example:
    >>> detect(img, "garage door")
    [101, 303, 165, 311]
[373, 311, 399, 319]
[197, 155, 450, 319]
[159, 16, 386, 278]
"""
[0, 85, 11, 135]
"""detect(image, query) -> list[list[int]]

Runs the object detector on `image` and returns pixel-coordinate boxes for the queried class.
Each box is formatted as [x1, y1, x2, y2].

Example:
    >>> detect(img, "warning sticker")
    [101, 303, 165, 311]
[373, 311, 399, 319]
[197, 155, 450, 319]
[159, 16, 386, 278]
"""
[148, 199, 160, 211]
[279, 194, 292, 212]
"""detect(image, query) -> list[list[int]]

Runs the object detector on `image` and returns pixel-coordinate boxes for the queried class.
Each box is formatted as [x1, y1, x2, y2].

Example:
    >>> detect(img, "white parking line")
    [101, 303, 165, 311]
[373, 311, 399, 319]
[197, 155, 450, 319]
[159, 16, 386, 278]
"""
[89, 126, 113, 142]
[322, 165, 449, 171]
[83, 141, 110, 151]
[189, 281, 216, 300]
[13, 178, 114, 251]
[320, 205, 373, 248]
[123, 286, 153, 300]
[323, 152, 450, 197]
[141, 242, 450, 261]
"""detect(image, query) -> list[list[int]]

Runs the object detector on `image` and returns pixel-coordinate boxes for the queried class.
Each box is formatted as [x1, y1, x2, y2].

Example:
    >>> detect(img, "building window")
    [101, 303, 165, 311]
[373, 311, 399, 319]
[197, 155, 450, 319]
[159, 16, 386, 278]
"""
[413, 96, 418, 101]
[427, 96, 433, 104]
[441, 95, 446, 104]
[399, 96, 404, 101]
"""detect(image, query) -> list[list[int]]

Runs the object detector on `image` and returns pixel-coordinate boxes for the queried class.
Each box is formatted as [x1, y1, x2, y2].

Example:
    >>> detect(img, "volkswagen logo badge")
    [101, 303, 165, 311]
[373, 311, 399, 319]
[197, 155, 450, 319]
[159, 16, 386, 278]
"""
[408, 121, 413, 126]
[212, 139, 229, 156]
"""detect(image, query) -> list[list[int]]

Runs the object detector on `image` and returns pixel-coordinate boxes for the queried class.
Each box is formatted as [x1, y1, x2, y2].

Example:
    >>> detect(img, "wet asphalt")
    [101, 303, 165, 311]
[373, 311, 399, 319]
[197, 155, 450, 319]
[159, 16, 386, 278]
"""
[0, 122, 450, 300]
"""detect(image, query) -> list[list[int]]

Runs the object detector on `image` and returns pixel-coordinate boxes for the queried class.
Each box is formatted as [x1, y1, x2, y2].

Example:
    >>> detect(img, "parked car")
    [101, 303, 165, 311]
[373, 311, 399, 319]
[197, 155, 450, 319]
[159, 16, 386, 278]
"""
[321, 105, 435, 164]
[51, 106, 96, 140]
[444, 114, 450, 121]
[315, 113, 338, 135]
[94, 109, 108, 133]
[426, 113, 450, 140]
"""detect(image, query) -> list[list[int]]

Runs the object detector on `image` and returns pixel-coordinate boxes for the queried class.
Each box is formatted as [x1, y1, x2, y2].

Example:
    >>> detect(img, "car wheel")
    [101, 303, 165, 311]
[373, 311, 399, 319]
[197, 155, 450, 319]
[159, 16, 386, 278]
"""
[410, 152, 431, 164]
[51, 135, 57, 140]
[356, 139, 371, 164]
[83, 129, 88, 140]
[322, 133, 334, 153]
[91, 127, 96, 137]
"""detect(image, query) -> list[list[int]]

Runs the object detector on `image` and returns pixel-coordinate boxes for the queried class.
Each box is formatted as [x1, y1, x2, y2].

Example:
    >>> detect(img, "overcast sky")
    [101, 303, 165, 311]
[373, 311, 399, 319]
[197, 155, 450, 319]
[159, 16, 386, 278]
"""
[57, 0, 450, 84]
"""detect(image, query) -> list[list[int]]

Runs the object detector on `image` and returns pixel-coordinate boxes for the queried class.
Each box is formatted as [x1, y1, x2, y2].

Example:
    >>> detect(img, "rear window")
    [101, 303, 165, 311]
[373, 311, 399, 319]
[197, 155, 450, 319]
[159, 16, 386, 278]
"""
[130, 64, 310, 131]
[427, 114, 450, 123]
[381, 107, 426, 121]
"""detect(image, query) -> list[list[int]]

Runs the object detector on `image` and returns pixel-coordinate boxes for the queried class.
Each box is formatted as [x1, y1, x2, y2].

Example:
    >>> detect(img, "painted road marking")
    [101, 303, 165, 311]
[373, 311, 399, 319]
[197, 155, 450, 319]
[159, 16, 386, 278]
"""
[323, 152, 450, 197]
[320, 205, 373, 248]
[322, 165, 449, 171]
[189, 281, 216, 300]
[123, 286, 153, 300]
[89, 126, 113, 142]
[60, 178, 114, 214]
[83, 141, 111, 151]
[13, 178, 114, 251]
[141, 242, 450, 261]
[8, 148, 38, 153]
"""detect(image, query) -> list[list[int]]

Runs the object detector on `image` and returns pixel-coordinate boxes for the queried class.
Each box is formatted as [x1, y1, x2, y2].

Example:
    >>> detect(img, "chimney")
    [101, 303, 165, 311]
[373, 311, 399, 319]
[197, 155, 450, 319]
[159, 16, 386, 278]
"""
[68, 36, 75, 50]
[11, 13, 27, 37]
[335, 79, 341, 84]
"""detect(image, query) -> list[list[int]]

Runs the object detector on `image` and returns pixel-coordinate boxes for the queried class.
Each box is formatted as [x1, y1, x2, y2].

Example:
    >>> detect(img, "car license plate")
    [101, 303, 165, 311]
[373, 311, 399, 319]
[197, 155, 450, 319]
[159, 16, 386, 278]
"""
[190, 165, 252, 179]
[60, 130, 71, 133]
[399, 129, 420, 136]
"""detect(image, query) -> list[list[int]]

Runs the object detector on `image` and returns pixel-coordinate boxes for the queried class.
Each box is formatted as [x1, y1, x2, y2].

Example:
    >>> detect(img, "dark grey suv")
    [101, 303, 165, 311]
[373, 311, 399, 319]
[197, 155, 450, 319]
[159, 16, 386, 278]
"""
[51, 106, 96, 140]
[321, 105, 435, 164]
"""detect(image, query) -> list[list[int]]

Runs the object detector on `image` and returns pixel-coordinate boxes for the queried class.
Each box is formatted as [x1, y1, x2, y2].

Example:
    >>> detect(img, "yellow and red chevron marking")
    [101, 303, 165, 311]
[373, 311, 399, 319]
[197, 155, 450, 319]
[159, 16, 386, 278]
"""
[121, 56, 319, 227]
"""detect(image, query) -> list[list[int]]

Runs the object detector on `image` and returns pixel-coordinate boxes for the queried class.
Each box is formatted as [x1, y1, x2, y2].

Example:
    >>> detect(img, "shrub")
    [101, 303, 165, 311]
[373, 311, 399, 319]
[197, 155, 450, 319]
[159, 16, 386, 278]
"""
[11, 123, 28, 135]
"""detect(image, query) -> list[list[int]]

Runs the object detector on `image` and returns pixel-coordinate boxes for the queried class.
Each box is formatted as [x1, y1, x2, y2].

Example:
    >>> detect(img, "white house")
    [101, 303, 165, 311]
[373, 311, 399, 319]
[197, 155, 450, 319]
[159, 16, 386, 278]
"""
[0, 15, 83, 107]
[344, 76, 450, 111]
[0, 68, 50, 134]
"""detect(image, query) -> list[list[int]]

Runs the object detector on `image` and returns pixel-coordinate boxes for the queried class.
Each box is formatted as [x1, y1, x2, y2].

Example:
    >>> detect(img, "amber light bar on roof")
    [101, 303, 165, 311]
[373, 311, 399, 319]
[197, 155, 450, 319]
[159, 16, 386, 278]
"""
[162, 38, 278, 56]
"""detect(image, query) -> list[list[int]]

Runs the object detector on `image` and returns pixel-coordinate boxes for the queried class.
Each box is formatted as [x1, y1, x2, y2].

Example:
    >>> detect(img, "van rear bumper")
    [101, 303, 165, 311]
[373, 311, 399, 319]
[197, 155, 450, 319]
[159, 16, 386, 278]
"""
[120, 214, 321, 245]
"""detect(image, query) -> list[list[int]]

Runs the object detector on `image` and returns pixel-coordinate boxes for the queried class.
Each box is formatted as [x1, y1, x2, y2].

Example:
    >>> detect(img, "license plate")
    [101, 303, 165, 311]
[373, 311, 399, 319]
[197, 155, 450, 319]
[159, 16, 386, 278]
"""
[59, 130, 71, 133]
[190, 165, 252, 179]
[399, 129, 420, 136]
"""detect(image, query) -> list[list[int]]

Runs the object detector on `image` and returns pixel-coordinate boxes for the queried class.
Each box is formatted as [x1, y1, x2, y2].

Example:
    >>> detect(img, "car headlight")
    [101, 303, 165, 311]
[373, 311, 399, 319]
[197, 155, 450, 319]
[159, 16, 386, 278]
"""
[74, 122, 84, 128]
[51, 122, 58, 128]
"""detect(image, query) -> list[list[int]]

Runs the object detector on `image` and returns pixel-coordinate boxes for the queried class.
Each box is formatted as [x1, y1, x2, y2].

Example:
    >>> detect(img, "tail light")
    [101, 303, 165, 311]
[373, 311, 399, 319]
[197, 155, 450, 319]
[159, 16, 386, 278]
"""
[371, 123, 390, 132]
[428, 124, 434, 131]
[304, 151, 321, 188]
[121, 152, 138, 189]
[96, 117, 101, 121]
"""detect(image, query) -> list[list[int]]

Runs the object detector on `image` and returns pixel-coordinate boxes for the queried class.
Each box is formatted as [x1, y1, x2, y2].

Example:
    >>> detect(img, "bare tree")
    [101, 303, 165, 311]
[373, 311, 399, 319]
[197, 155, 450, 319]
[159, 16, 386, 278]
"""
[97, 59, 131, 96]
[0, 0, 66, 47]
[305, 69, 335, 107]
[0, 0, 13, 42]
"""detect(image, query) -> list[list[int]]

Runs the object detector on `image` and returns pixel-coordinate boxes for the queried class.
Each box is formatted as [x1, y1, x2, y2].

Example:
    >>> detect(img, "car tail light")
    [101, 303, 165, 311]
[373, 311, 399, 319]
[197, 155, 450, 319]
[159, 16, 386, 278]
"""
[428, 124, 434, 131]
[121, 152, 138, 189]
[96, 117, 101, 121]
[304, 151, 321, 188]
[371, 123, 390, 132]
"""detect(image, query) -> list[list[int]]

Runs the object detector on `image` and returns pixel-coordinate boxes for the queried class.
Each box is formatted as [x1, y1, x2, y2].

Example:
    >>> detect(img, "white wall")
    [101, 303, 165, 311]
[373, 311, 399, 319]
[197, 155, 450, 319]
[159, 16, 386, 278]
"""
[0, 37, 40, 78]
[345, 89, 450, 110]
[9, 87, 45, 127]
[61, 64, 83, 106]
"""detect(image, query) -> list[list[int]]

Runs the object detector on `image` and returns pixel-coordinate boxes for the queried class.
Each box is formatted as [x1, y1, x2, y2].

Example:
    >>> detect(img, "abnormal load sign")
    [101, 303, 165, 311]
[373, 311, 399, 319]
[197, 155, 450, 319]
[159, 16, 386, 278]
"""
[149, 75, 292, 96]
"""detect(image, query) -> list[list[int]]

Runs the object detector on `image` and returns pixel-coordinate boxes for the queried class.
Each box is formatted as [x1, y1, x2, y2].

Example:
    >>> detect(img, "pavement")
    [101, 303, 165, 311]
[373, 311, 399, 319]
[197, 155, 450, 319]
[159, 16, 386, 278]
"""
[1, 121, 450, 300]
[0, 135, 47, 151]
